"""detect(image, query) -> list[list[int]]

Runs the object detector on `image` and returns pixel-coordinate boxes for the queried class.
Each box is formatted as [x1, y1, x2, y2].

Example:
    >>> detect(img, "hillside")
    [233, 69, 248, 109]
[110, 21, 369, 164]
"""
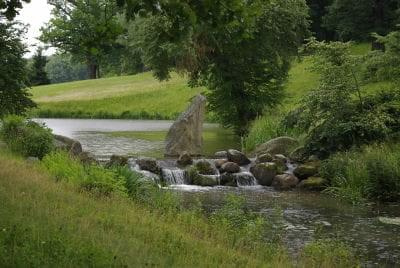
[30, 72, 204, 120]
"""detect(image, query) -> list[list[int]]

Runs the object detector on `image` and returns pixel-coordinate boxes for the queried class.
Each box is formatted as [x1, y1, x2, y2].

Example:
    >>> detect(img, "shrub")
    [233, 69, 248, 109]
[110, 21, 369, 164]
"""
[322, 144, 400, 203]
[1, 115, 53, 159]
[42, 151, 127, 196]
[300, 239, 358, 267]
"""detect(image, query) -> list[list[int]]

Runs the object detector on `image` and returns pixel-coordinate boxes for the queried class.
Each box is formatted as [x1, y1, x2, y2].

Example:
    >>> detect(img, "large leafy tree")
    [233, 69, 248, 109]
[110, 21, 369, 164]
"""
[45, 53, 88, 83]
[120, 0, 309, 135]
[29, 47, 51, 86]
[306, 0, 334, 40]
[324, 0, 400, 42]
[0, 0, 36, 117]
[41, 0, 123, 79]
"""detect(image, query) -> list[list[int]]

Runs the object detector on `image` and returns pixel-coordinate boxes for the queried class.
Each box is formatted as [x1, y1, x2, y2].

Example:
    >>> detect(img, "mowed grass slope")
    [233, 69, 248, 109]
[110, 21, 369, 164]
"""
[31, 72, 204, 120]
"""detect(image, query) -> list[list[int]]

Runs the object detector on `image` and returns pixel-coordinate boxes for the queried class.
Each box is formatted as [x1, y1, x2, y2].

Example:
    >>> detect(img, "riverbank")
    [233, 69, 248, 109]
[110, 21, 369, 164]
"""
[0, 148, 359, 267]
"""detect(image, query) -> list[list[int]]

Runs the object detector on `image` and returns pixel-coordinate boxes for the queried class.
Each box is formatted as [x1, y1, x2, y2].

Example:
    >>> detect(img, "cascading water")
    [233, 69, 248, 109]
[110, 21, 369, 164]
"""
[161, 168, 186, 185]
[234, 172, 258, 186]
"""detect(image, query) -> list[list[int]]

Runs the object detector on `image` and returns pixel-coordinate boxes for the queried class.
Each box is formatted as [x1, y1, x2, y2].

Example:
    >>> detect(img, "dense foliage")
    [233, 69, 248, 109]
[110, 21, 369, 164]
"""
[0, 22, 36, 117]
[284, 39, 400, 158]
[45, 53, 88, 83]
[119, 0, 309, 135]
[29, 47, 50, 86]
[41, 0, 124, 79]
[323, 0, 400, 42]
[0, 115, 53, 159]
[0, 0, 28, 20]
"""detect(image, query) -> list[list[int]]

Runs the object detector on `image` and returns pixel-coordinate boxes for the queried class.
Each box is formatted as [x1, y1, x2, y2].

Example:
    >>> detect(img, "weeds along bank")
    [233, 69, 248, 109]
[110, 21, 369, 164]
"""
[0, 120, 358, 267]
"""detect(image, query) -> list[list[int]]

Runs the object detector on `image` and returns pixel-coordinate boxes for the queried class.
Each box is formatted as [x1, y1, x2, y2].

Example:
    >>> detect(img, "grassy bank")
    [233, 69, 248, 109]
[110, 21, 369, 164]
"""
[0, 143, 358, 267]
[30, 72, 204, 120]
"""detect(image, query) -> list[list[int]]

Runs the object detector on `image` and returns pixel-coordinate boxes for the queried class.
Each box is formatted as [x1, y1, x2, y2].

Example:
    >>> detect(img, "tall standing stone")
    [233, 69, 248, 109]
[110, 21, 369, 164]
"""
[165, 95, 206, 156]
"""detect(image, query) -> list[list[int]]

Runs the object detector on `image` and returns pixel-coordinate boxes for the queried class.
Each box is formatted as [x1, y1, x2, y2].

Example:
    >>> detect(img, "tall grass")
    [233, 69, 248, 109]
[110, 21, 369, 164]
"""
[321, 143, 400, 204]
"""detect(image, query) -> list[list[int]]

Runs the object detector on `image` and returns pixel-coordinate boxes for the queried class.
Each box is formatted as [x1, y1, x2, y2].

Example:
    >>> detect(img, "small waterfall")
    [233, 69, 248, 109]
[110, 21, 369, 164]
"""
[285, 161, 297, 175]
[162, 168, 186, 185]
[235, 172, 258, 187]
[129, 160, 161, 184]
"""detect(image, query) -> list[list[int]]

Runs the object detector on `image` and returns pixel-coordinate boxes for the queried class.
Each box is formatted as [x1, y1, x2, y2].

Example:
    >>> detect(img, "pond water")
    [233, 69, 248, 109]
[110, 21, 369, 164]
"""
[36, 118, 400, 267]
[35, 118, 239, 160]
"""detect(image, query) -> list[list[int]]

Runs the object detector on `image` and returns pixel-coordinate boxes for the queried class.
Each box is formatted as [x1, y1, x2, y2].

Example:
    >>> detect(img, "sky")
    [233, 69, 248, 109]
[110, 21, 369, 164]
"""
[16, 0, 55, 57]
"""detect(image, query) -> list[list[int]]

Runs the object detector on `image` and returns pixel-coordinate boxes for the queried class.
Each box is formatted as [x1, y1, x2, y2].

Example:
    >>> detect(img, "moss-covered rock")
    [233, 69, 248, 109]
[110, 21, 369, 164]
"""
[293, 164, 318, 180]
[195, 159, 217, 175]
[297, 176, 327, 191]
[256, 153, 273, 164]
[250, 162, 277, 186]
[272, 174, 299, 190]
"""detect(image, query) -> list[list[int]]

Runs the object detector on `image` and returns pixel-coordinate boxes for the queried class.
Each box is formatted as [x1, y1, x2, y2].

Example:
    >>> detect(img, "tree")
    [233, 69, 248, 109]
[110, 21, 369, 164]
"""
[323, 0, 400, 43]
[0, 0, 29, 20]
[29, 47, 51, 86]
[41, 0, 123, 79]
[0, 23, 36, 116]
[45, 53, 88, 83]
[120, 0, 309, 135]
[306, 0, 334, 40]
[0, 0, 36, 117]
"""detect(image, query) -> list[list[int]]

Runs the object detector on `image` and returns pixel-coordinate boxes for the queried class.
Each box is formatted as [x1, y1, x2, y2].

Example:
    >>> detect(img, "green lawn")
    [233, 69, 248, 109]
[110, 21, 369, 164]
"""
[30, 72, 204, 120]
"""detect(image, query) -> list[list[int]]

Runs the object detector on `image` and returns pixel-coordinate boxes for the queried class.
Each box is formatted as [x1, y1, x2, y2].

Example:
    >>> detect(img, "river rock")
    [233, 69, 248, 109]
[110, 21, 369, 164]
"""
[214, 159, 228, 169]
[255, 136, 299, 156]
[188, 167, 219, 186]
[289, 146, 307, 162]
[137, 157, 161, 175]
[378, 217, 400, 226]
[298, 176, 327, 191]
[214, 151, 228, 158]
[220, 173, 237, 187]
[272, 174, 299, 190]
[256, 153, 273, 164]
[250, 163, 277, 186]
[227, 149, 251, 166]
[221, 162, 240, 173]
[293, 163, 318, 180]
[165, 95, 206, 156]
[53, 134, 82, 156]
[272, 154, 288, 174]
[177, 151, 193, 166]
[79, 151, 98, 165]
[106, 154, 128, 167]
[195, 159, 217, 175]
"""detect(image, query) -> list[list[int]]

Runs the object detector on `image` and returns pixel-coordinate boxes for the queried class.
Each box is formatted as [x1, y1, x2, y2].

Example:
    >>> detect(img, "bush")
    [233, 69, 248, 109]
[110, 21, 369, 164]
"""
[322, 144, 400, 203]
[1, 115, 53, 159]
[42, 151, 127, 196]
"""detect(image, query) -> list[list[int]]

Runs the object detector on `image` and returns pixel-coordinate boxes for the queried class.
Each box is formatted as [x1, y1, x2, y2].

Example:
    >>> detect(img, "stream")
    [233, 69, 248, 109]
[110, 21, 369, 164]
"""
[36, 118, 400, 267]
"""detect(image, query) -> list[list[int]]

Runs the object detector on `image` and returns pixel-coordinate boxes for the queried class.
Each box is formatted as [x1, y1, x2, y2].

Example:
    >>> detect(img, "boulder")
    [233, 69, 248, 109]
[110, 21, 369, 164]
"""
[255, 136, 299, 156]
[297, 177, 327, 191]
[188, 168, 218, 186]
[227, 149, 251, 166]
[220, 173, 237, 187]
[272, 174, 299, 190]
[289, 146, 307, 162]
[256, 153, 273, 164]
[220, 162, 240, 173]
[250, 163, 277, 186]
[214, 151, 228, 158]
[214, 159, 228, 169]
[272, 154, 288, 174]
[106, 154, 128, 167]
[293, 164, 318, 180]
[195, 159, 217, 175]
[79, 151, 98, 165]
[137, 157, 161, 175]
[177, 151, 193, 166]
[165, 95, 206, 156]
[53, 134, 82, 156]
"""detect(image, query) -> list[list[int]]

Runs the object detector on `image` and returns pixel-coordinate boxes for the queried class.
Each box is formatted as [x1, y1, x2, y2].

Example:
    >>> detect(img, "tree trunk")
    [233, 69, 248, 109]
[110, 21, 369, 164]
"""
[87, 62, 98, 79]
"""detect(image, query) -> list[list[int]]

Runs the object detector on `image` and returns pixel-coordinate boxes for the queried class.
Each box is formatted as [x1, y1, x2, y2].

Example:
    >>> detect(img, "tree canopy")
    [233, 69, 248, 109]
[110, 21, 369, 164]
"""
[29, 47, 51, 86]
[41, 0, 123, 79]
[119, 0, 310, 135]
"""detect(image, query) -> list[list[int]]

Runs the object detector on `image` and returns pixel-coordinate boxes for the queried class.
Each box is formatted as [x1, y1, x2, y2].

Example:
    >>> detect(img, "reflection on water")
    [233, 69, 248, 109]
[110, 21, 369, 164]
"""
[172, 186, 400, 267]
